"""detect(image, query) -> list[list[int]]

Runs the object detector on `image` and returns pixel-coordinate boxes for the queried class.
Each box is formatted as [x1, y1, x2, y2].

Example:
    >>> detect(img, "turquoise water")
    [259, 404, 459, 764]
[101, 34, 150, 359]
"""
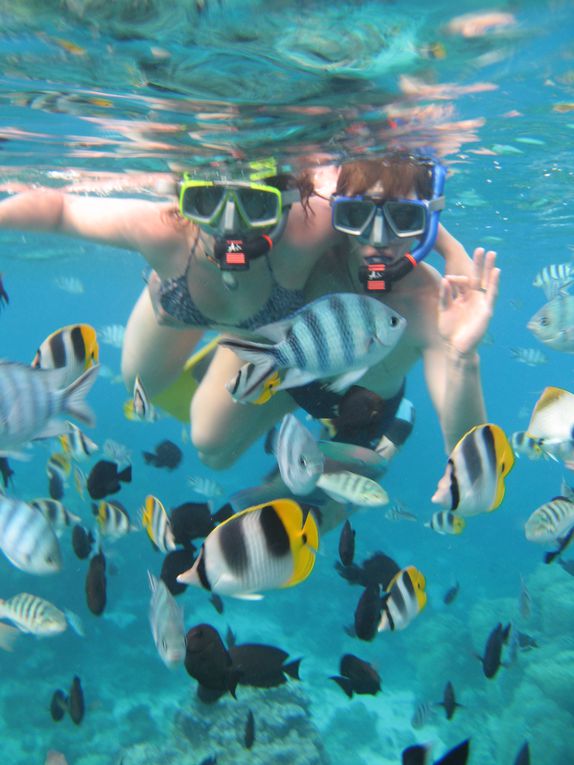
[1, 1, 574, 763]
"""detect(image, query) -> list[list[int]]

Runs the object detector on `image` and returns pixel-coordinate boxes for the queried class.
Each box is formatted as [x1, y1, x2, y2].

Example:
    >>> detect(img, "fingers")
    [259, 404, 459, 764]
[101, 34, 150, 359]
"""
[439, 277, 453, 311]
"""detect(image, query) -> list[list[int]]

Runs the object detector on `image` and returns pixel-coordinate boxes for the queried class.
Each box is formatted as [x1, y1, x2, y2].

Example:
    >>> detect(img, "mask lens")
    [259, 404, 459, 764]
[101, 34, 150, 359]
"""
[181, 185, 226, 222]
[384, 201, 426, 236]
[236, 187, 280, 225]
[333, 199, 374, 234]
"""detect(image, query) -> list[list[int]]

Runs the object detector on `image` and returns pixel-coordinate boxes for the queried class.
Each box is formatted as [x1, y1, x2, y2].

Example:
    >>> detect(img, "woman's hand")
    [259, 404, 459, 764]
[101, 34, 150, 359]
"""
[438, 248, 500, 356]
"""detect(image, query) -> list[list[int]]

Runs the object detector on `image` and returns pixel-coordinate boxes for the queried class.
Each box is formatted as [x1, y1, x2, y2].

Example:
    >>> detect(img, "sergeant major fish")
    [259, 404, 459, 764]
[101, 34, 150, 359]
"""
[0, 593, 83, 636]
[432, 423, 514, 516]
[0, 496, 61, 574]
[316, 470, 389, 506]
[533, 262, 574, 299]
[219, 293, 406, 398]
[0, 363, 99, 458]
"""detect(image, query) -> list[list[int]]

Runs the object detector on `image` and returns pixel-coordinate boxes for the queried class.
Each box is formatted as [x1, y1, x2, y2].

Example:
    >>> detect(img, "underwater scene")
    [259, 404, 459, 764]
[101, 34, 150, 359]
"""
[0, 1, 574, 764]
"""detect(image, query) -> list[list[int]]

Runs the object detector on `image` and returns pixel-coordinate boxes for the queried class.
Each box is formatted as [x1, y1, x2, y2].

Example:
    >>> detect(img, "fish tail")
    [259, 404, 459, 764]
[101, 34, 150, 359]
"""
[142, 452, 158, 466]
[0, 623, 18, 652]
[62, 365, 99, 427]
[283, 658, 302, 680]
[331, 675, 354, 698]
[118, 465, 132, 483]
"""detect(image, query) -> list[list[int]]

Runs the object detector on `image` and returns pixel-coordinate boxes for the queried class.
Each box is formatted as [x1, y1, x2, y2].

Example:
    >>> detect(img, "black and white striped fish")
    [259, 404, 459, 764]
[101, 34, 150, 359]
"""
[533, 262, 574, 300]
[124, 375, 158, 423]
[31, 324, 99, 388]
[0, 362, 99, 458]
[0, 592, 82, 636]
[59, 421, 99, 460]
[29, 498, 81, 536]
[0, 496, 61, 574]
[378, 566, 427, 633]
[426, 510, 466, 535]
[219, 293, 406, 397]
[177, 499, 319, 599]
[93, 500, 136, 540]
[316, 470, 388, 506]
[141, 495, 176, 553]
[524, 496, 574, 544]
[510, 347, 548, 366]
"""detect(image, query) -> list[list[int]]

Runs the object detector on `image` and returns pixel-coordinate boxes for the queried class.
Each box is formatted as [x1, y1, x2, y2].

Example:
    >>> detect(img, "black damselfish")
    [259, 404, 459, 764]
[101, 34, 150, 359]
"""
[69, 676, 85, 725]
[336, 551, 400, 589]
[170, 501, 214, 545]
[443, 581, 460, 605]
[184, 623, 240, 701]
[402, 739, 470, 765]
[338, 519, 355, 567]
[71, 524, 94, 560]
[244, 709, 255, 750]
[85, 551, 107, 615]
[228, 643, 302, 688]
[143, 439, 182, 470]
[87, 459, 132, 500]
[160, 548, 196, 596]
[478, 622, 510, 679]
[50, 689, 67, 722]
[331, 654, 381, 698]
[438, 680, 462, 720]
[354, 584, 382, 641]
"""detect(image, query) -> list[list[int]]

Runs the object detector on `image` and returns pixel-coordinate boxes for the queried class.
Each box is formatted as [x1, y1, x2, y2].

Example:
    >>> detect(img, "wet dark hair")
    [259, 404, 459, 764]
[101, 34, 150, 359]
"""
[336, 153, 435, 200]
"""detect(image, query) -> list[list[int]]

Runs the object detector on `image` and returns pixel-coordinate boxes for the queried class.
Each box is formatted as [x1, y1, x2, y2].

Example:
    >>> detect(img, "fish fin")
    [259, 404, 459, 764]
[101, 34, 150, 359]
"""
[123, 400, 137, 421]
[142, 451, 158, 466]
[529, 386, 574, 433]
[32, 419, 69, 440]
[275, 368, 318, 391]
[231, 593, 264, 601]
[118, 465, 132, 483]
[274, 499, 319, 586]
[330, 675, 354, 698]
[325, 367, 368, 394]
[0, 623, 19, 652]
[283, 658, 302, 680]
[62, 365, 99, 427]
[435, 738, 471, 765]
[65, 610, 85, 637]
[402, 744, 431, 765]
[0, 450, 31, 461]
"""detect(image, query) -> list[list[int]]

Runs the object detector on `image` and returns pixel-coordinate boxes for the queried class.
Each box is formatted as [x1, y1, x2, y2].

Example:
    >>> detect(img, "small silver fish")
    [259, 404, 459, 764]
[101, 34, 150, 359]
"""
[384, 501, 417, 523]
[316, 470, 388, 506]
[275, 414, 324, 496]
[519, 575, 531, 620]
[148, 572, 185, 668]
[99, 324, 126, 349]
[103, 439, 132, 466]
[527, 295, 574, 353]
[187, 476, 225, 498]
[411, 700, 434, 729]
[510, 347, 548, 366]
[53, 276, 84, 295]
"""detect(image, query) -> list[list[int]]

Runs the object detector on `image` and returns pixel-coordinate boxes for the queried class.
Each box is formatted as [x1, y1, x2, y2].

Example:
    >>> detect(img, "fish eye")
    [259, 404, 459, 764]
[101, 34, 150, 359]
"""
[390, 316, 399, 327]
[298, 456, 308, 468]
[539, 316, 550, 326]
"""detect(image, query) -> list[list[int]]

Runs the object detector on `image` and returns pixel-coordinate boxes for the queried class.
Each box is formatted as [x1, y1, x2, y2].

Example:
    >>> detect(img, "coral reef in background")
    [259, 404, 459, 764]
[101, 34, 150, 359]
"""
[117, 683, 330, 765]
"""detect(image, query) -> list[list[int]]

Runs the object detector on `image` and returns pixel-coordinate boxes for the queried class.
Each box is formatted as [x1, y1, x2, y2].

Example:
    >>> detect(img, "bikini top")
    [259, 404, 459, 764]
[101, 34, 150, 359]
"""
[148, 251, 307, 332]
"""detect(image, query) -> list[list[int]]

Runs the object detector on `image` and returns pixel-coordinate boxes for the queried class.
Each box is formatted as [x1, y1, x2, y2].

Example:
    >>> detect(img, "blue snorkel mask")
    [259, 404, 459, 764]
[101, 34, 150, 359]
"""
[331, 161, 446, 292]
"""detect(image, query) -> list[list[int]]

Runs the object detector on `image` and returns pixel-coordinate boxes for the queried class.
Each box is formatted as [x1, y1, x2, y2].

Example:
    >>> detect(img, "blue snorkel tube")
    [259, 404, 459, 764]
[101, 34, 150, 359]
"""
[359, 161, 447, 292]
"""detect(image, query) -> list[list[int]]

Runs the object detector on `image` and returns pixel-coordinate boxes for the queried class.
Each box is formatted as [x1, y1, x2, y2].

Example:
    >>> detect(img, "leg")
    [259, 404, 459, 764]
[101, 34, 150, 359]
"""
[121, 287, 203, 396]
[191, 346, 295, 469]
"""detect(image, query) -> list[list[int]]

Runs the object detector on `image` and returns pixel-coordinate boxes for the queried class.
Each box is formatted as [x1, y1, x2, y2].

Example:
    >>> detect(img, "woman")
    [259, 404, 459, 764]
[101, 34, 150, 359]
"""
[0, 155, 493, 469]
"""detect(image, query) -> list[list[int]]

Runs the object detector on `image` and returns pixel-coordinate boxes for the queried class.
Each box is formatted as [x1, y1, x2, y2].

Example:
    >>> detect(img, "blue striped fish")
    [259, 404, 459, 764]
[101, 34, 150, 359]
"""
[219, 293, 406, 398]
[0, 362, 99, 457]
[0, 496, 61, 574]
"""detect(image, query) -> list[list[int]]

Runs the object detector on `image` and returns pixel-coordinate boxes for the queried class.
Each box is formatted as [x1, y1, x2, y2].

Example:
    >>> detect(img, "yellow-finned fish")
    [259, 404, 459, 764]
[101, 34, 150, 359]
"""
[225, 362, 281, 405]
[426, 510, 465, 536]
[176, 499, 319, 599]
[378, 566, 427, 632]
[46, 452, 71, 500]
[523, 386, 574, 468]
[93, 500, 136, 540]
[124, 375, 158, 423]
[31, 324, 99, 388]
[432, 423, 514, 516]
[141, 495, 176, 553]
[59, 421, 98, 461]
